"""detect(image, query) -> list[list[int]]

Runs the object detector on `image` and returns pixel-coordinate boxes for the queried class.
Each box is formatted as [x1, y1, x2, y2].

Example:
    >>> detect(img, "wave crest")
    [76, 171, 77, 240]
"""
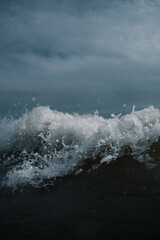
[1, 105, 160, 190]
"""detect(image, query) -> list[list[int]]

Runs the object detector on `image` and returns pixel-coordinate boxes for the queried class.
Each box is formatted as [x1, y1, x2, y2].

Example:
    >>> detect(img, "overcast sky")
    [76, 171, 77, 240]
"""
[0, 0, 160, 92]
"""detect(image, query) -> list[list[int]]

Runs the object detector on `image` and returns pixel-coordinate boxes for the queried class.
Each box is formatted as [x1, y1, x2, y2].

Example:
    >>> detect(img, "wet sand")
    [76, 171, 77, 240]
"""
[0, 157, 160, 240]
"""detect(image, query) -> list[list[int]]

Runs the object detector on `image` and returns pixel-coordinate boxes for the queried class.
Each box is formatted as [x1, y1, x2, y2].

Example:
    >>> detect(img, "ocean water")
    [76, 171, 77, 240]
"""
[1, 90, 160, 239]
[0, 89, 160, 191]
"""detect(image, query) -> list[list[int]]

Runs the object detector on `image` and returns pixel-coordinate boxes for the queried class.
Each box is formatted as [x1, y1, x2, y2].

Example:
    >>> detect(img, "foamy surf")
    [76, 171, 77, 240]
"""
[0, 105, 160, 190]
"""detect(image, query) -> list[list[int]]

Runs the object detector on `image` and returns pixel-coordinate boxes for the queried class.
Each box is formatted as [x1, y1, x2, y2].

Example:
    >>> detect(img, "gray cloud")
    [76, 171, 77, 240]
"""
[0, 0, 160, 91]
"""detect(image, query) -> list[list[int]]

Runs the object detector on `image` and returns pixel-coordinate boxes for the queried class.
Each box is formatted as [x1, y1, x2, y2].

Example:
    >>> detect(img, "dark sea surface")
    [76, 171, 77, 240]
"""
[0, 89, 160, 240]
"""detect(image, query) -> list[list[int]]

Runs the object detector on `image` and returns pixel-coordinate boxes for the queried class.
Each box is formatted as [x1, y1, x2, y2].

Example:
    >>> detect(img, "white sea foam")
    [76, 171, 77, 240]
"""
[1, 105, 160, 190]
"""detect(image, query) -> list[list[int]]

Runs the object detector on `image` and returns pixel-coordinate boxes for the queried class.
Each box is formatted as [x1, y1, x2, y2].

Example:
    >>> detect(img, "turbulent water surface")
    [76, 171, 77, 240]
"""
[1, 105, 160, 191]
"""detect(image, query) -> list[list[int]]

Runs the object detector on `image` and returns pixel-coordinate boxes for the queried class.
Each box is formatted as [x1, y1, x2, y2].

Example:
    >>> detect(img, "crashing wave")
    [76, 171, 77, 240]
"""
[0, 105, 160, 190]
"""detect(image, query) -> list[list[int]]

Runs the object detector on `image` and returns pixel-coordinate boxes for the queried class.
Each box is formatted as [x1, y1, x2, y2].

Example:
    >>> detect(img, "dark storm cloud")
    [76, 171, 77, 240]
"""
[0, 0, 160, 91]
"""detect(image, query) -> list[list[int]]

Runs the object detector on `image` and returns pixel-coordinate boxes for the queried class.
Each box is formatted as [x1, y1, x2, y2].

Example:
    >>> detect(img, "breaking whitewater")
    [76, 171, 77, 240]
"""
[0, 105, 160, 191]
